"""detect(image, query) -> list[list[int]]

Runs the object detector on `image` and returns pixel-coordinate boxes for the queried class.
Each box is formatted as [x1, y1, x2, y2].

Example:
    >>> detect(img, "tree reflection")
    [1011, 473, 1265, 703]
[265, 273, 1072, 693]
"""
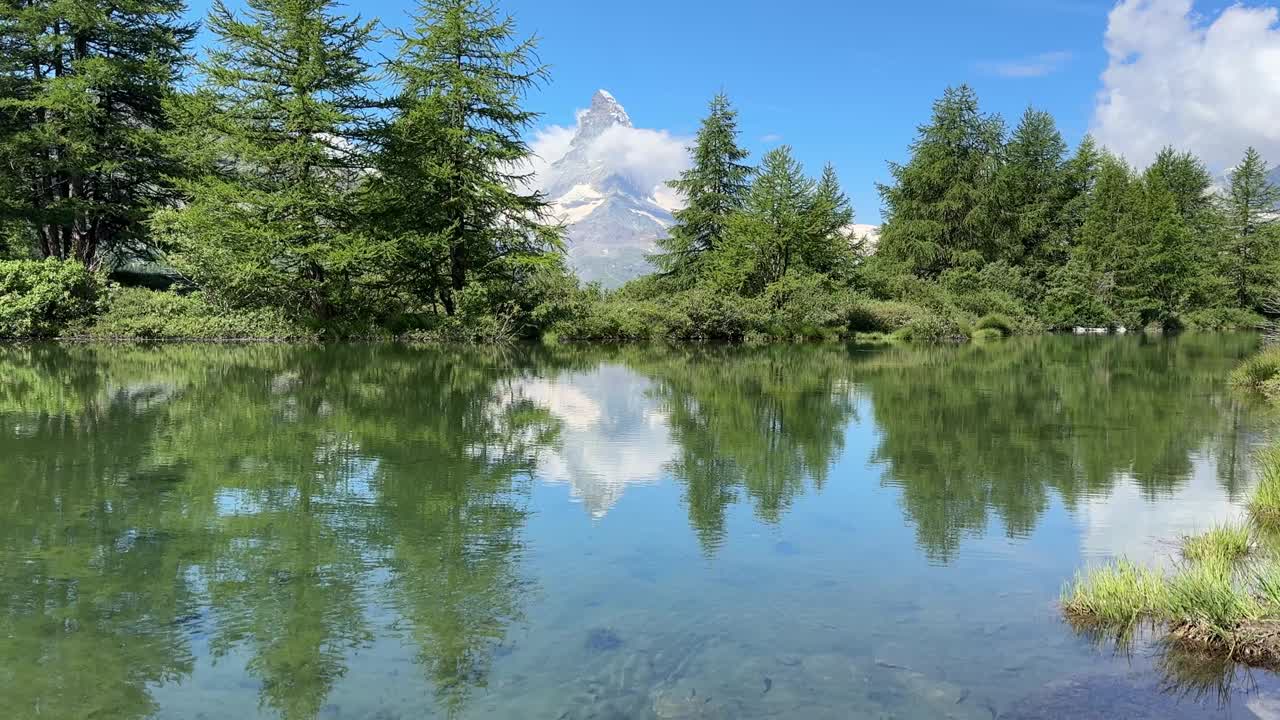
[859, 334, 1260, 562]
[0, 344, 558, 719]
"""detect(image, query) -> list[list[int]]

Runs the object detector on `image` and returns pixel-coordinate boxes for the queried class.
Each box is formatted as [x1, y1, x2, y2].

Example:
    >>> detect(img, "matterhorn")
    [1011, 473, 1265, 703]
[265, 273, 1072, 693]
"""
[541, 90, 678, 288]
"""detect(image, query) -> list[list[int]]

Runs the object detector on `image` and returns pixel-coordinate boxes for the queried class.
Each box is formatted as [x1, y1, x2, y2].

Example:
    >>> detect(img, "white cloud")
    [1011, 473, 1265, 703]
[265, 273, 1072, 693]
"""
[1092, 0, 1280, 172]
[586, 125, 691, 200]
[760, 133, 784, 143]
[978, 50, 1073, 78]
[527, 100, 691, 206]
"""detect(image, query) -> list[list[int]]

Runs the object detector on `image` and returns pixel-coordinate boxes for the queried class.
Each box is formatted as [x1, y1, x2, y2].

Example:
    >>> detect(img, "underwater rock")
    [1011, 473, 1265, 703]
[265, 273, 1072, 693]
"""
[650, 682, 732, 719]
[586, 627, 623, 652]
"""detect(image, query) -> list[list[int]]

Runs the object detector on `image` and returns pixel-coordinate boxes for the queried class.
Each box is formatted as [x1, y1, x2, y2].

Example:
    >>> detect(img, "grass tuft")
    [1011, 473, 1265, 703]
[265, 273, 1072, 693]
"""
[1251, 447, 1280, 529]
[1230, 348, 1280, 391]
[1182, 524, 1252, 564]
[1165, 556, 1258, 643]
[1061, 559, 1167, 629]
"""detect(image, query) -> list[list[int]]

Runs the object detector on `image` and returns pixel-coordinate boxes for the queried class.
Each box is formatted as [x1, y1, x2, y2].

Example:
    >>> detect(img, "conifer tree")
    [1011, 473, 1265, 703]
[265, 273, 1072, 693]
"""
[877, 85, 1005, 277]
[366, 0, 561, 317]
[158, 0, 375, 319]
[0, 0, 195, 267]
[737, 146, 816, 290]
[996, 108, 1067, 283]
[656, 93, 752, 283]
[802, 163, 856, 277]
[1219, 147, 1280, 309]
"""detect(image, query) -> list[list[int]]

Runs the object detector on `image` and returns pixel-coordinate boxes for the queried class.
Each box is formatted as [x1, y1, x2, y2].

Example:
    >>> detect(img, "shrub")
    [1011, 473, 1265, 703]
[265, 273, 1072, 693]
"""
[89, 287, 307, 340]
[845, 299, 929, 333]
[892, 314, 967, 344]
[970, 327, 1003, 343]
[1230, 348, 1280, 391]
[0, 259, 104, 337]
[1183, 307, 1265, 332]
[974, 313, 1016, 337]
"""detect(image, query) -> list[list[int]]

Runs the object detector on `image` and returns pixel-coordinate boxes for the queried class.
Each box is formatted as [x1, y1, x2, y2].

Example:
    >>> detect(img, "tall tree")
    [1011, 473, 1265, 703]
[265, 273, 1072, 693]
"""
[158, 0, 375, 320]
[803, 163, 857, 277]
[876, 85, 1005, 277]
[733, 146, 816, 291]
[1219, 147, 1280, 309]
[366, 0, 561, 317]
[655, 93, 752, 283]
[996, 108, 1067, 284]
[0, 0, 195, 268]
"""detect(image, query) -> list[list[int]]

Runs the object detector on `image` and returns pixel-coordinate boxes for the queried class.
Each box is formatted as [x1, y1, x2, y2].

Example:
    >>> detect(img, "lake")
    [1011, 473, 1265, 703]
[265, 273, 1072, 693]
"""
[2, 335, 1277, 719]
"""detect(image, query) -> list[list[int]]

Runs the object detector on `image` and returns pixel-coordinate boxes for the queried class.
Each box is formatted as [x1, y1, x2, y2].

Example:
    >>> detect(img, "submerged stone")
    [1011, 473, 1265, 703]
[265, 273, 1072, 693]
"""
[585, 627, 624, 653]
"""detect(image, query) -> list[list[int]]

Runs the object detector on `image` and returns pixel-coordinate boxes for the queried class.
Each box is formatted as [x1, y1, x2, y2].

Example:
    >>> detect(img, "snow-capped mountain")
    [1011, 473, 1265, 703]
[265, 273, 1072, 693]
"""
[543, 90, 679, 288]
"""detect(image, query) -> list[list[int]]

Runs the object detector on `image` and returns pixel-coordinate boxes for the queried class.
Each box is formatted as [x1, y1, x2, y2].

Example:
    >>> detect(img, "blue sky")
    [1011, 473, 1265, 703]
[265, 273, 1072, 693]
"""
[189, 0, 1280, 223]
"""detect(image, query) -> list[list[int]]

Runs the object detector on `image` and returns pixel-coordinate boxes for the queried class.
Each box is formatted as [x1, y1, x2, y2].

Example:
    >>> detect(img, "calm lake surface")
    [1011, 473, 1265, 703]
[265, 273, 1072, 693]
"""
[3, 336, 1280, 719]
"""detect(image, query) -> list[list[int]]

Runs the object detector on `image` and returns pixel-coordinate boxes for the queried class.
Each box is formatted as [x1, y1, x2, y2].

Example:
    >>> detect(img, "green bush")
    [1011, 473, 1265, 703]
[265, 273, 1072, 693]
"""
[89, 287, 307, 340]
[0, 258, 104, 337]
[844, 299, 929, 333]
[1182, 307, 1265, 332]
[892, 314, 967, 344]
[975, 313, 1016, 336]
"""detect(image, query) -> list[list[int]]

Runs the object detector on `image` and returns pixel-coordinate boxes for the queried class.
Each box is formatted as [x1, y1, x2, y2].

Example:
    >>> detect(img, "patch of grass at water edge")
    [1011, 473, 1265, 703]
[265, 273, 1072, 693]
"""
[1165, 556, 1259, 644]
[1061, 559, 1167, 629]
[1182, 524, 1252, 564]
[1251, 447, 1280, 529]
[1230, 347, 1280, 391]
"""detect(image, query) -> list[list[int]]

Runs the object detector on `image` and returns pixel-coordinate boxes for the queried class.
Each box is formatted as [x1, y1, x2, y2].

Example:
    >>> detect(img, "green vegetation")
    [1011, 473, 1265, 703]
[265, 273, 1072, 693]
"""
[0, 259, 103, 337]
[1181, 524, 1252, 564]
[1062, 437, 1280, 667]
[2, 0, 1278, 340]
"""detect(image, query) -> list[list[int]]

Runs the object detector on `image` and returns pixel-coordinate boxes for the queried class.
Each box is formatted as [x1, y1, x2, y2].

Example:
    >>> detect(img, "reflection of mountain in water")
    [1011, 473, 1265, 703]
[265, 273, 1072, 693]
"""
[513, 365, 675, 518]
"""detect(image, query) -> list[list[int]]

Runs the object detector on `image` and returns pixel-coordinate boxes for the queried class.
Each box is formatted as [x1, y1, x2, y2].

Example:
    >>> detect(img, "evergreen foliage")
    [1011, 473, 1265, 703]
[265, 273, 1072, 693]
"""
[0, 0, 195, 267]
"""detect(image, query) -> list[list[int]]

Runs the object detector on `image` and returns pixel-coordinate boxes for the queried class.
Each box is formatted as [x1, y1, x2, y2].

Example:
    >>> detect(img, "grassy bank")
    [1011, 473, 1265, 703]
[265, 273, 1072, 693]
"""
[1062, 350, 1280, 668]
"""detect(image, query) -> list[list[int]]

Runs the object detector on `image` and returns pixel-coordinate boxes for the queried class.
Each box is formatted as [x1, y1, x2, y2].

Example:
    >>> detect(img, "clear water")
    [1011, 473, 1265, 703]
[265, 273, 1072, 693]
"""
[1, 336, 1277, 719]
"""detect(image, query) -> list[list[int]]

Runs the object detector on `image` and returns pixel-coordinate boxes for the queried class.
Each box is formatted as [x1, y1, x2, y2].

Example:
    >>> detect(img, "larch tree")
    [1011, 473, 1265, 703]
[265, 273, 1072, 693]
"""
[1219, 147, 1280, 309]
[366, 0, 561, 317]
[158, 0, 376, 320]
[996, 108, 1067, 284]
[656, 92, 752, 284]
[0, 0, 195, 267]
[876, 85, 1005, 278]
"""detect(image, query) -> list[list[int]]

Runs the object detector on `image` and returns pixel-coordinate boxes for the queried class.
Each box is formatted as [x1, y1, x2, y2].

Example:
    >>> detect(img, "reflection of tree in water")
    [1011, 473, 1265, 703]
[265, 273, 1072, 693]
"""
[629, 345, 860, 553]
[0, 344, 560, 719]
[860, 334, 1261, 562]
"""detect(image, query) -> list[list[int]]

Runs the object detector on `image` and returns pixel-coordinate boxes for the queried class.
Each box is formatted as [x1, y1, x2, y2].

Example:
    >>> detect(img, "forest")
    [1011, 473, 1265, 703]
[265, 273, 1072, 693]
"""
[2, 0, 1278, 342]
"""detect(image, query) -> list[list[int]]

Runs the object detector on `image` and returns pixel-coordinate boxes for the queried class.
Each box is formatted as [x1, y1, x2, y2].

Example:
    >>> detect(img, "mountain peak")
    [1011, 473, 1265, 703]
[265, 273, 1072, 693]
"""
[575, 89, 632, 144]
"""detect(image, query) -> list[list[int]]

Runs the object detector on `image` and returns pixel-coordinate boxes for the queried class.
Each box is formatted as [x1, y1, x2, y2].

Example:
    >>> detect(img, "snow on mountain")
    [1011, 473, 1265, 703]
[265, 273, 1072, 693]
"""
[539, 90, 688, 288]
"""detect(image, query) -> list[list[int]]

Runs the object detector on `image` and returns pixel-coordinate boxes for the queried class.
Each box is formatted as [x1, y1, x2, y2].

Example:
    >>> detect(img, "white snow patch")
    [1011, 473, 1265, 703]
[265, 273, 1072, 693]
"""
[555, 198, 606, 225]
[628, 208, 671, 228]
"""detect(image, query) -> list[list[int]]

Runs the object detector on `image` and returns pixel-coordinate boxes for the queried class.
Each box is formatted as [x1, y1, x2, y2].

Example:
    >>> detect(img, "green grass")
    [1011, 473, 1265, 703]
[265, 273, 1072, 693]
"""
[1164, 555, 1258, 642]
[1230, 347, 1280, 391]
[1061, 559, 1167, 629]
[970, 327, 1004, 343]
[1182, 524, 1252, 564]
[1251, 447, 1280, 529]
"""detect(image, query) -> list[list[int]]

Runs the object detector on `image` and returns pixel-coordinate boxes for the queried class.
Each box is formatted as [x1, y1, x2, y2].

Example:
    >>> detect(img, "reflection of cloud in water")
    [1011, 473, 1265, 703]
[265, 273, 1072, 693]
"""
[1078, 452, 1249, 570]
[515, 366, 675, 519]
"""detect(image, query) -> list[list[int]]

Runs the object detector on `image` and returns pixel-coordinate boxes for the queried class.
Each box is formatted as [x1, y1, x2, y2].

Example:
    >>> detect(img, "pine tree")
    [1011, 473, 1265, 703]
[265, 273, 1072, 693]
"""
[736, 146, 816, 291]
[802, 163, 856, 277]
[1219, 147, 1280, 309]
[0, 0, 195, 267]
[158, 0, 375, 319]
[656, 93, 752, 284]
[877, 85, 1005, 277]
[996, 108, 1067, 284]
[366, 0, 561, 317]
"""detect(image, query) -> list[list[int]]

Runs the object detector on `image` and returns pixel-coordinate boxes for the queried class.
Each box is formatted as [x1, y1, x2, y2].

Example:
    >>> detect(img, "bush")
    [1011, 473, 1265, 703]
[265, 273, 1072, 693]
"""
[1182, 307, 1265, 332]
[892, 314, 967, 344]
[975, 313, 1016, 337]
[0, 259, 104, 337]
[844, 299, 929, 333]
[89, 287, 307, 340]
